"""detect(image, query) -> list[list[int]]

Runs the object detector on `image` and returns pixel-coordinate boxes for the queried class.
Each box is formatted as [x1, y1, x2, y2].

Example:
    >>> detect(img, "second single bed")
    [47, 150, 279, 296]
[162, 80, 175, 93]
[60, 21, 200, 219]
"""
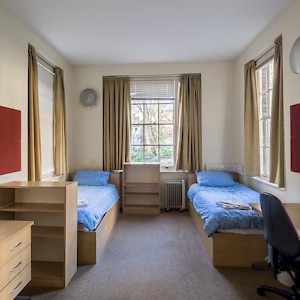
[188, 171, 268, 267]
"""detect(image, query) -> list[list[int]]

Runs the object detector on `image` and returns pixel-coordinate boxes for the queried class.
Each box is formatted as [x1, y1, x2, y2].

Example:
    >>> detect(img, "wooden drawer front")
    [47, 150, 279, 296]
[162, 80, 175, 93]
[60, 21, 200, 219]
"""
[0, 227, 31, 268]
[0, 264, 31, 300]
[0, 246, 31, 291]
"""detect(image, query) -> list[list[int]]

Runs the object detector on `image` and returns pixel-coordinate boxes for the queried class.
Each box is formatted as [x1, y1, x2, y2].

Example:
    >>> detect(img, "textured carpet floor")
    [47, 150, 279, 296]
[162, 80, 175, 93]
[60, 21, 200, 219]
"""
[32, 212, 287, 300]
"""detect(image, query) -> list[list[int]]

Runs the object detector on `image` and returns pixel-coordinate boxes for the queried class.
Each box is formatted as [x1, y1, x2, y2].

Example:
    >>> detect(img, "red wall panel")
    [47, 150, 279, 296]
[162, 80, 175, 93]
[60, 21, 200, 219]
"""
[291, 104, 300, 173]
[0, 106, 21, 175]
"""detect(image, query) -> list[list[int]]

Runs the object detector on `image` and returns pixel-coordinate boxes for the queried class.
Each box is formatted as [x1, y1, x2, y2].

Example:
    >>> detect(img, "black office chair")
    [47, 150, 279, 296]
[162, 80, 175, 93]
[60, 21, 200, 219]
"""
[258, 193, 300, 299]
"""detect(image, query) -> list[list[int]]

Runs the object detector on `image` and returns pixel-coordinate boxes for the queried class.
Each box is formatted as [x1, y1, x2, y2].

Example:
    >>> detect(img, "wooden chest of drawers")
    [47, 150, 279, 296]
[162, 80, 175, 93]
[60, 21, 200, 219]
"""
[0, 220, 33, 300]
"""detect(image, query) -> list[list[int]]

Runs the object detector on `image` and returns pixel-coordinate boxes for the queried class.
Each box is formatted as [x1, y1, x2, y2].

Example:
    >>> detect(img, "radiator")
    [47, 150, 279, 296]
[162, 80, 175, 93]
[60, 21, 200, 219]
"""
[165, 179, 186, 211]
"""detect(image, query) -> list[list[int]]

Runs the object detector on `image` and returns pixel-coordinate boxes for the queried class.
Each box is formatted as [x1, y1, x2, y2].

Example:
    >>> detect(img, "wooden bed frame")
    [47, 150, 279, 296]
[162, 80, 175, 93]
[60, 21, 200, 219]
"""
[77, 171, 121, 265]
[188, 172, 268, 267]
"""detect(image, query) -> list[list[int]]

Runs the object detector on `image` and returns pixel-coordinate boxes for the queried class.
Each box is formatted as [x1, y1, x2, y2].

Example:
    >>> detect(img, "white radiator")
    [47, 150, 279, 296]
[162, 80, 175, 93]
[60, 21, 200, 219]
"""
[165, 180, 186, 211]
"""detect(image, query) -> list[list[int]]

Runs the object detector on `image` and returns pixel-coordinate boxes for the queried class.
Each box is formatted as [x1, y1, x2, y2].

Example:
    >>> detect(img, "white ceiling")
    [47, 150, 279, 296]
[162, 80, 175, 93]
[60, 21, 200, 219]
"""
[1, 0, 293, 65]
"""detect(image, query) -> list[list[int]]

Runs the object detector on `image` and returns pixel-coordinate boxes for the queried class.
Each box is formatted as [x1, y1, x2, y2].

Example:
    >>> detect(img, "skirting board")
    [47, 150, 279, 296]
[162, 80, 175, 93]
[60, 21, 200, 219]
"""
[78, 201, 119, 265]
[189, 200, 268, 267]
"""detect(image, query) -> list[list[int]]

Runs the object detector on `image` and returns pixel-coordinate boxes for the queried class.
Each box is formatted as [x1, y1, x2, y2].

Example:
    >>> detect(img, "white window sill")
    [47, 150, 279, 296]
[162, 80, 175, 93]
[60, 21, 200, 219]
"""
[160, 166, 188, 173]
[42, 173, 64, 182]
[251, 176, 285, 191]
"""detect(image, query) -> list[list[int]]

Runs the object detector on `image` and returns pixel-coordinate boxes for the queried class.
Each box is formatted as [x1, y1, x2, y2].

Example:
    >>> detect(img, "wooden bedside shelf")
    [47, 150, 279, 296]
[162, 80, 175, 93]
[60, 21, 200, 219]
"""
[122, 163, 160, 215]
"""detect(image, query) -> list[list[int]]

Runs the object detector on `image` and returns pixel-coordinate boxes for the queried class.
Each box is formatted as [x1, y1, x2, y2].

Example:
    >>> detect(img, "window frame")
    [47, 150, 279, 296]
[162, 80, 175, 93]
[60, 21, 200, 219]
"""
[37, 56, 55, 179]
[130, 77, 179, 167]
[256, 56, 274, 180]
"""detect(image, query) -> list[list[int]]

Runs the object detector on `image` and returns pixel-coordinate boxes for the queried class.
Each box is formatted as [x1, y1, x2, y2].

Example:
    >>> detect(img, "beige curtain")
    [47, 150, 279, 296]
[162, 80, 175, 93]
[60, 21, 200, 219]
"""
[28, 45, 41, 181]
[175, 74, 202, 171]
[244, 60, 260, 176]
[270, 36, 284, 187]
[53, 67, 68, 175]
[103, 77, 131, 170]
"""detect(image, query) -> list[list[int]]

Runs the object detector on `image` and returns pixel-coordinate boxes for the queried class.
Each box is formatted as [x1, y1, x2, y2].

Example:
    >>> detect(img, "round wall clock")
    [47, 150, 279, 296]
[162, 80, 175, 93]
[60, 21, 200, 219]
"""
[80, 88, 99, 108]
[290, 36, 300, 74]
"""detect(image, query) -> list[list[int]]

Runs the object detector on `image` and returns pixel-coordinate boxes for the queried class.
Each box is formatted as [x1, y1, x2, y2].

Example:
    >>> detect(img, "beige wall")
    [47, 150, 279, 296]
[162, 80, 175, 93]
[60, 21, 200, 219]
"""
[233, 0, 300, 201]
[0, 3, 74, 184]
[73, 61, 235, 172]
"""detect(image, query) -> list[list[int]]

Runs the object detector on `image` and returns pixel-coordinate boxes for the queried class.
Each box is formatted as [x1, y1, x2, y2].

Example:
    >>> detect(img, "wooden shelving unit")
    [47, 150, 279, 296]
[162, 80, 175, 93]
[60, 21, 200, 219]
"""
[0, 181, 77, 290]
[122, 163, 160, 214]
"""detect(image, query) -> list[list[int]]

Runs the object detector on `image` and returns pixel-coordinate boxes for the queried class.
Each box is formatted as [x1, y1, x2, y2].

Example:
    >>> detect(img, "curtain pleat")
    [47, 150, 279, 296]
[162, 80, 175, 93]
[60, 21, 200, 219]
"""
[175, 74, 202, 171]
[244, 60, 260, 176]
[28, 45, 41, 181]
[103, 77, 131, 170]
[53, 67, 68, 175]
[269, 36, 285, 187]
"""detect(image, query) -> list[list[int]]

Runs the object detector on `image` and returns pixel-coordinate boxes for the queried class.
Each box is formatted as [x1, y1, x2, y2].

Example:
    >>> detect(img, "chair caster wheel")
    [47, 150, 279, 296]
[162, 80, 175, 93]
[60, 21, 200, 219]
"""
[257, 287, 265, 296]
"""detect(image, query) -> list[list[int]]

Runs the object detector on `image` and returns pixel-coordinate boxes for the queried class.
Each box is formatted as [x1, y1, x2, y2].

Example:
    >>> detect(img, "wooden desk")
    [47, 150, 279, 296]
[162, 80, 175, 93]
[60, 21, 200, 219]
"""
[250, 202, 300, 236]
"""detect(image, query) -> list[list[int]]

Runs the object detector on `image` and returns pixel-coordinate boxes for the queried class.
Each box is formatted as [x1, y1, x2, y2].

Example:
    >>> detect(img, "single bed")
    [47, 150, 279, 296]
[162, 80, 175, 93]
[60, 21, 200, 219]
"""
[188, 171, 268, 267]
[75, 170, 121, 265]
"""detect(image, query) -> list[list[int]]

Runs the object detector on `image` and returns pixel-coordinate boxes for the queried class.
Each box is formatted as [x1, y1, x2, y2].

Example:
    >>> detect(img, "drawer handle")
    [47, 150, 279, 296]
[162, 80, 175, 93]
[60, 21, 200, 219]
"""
[9, 242, 22, 252]
[10, 261, 22, 273]
[10, 281, 22, 294]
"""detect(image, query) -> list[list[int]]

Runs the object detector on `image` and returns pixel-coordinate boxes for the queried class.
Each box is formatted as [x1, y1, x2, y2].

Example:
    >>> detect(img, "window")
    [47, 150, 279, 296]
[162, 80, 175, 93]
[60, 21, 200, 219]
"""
[256, 58, 274, 179]
[130, 78, 178, 166]
[37, 58, 55, 178]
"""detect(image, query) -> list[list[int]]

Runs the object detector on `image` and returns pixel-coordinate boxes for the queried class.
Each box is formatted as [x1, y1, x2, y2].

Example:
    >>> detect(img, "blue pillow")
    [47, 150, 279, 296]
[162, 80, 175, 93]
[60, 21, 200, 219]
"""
[74, 170, 110, 186]
[196, 171, 235, 187]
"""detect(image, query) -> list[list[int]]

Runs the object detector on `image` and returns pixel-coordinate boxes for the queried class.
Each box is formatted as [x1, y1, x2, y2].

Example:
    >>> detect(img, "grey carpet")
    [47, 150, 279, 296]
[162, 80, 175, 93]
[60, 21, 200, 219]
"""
[32, 212, 288, 300]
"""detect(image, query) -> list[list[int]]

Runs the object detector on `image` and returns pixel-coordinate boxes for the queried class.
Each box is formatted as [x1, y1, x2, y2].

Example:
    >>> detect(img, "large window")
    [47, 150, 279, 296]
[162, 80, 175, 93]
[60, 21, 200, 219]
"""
[37, 58, 54, 178]
[130, 79, 178, 166]
[256, 59, 274, 179]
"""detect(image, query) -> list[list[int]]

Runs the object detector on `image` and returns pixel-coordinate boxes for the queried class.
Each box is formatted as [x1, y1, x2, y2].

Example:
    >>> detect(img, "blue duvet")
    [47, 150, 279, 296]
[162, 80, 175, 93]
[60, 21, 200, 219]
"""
[77, 184, 119, 231]
[188, 183, 263, 237]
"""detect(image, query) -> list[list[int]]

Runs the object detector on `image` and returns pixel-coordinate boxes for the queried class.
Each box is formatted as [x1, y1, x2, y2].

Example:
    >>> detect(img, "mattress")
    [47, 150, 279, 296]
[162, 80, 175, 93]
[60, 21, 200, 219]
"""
[188, 183, 263, 237]
[77, 184, 119, 231]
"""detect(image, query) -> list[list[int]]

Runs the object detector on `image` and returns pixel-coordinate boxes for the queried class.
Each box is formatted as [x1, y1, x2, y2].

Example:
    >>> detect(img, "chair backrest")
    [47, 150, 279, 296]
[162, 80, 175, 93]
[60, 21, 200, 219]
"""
[260, 193, 300, 258]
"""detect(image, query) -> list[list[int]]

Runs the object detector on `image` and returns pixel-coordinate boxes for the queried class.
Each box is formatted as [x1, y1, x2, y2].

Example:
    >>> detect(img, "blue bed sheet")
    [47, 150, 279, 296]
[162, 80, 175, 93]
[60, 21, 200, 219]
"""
[188, 183, 263, 237]
[77, 184, 119, 231]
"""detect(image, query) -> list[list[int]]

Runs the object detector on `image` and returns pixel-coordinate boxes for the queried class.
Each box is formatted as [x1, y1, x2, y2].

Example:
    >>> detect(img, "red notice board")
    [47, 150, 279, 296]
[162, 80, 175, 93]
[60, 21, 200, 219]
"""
[0, 106, 21, 175]
[291, 104, 300, 173]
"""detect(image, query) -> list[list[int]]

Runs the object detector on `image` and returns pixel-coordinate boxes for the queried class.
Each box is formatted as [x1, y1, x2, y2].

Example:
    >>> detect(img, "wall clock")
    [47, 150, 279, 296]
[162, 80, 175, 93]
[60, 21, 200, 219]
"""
[80, 88, 99, 108]
[290, 36, 300, 74]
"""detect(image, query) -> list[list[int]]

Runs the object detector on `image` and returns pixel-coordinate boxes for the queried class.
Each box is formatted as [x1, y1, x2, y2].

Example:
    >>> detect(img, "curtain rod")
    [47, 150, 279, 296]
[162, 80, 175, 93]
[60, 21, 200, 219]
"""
[253, 34, 281, 62]
[103, 73, 201, 80]
[29, 44, 56, 69]
[36, 51, 56, 69]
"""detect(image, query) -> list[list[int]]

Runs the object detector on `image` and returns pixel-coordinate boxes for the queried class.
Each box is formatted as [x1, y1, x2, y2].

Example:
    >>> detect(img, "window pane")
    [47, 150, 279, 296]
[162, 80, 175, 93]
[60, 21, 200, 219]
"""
[132, 125, 143, 145]
[261, 119, 271, 147]
[265, 147, 270, 177]
[131, 146, 144, 162]
[144, 104, 158, 123]
[132, 104, 144, 124]
[260, 65, 268, 93]
[269, 90, 273, 112]
[260, 146, 264, 175]
[159, 125, 173, 145]
[261, 93, 270, 118]
[160, 146, 173, 166]
[38, 64, 54, 177]
[159, 104, 173, 124]
[144, 146, 158, 162]
[144, 125, 158, 145]
[265, 119, 271, 147]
